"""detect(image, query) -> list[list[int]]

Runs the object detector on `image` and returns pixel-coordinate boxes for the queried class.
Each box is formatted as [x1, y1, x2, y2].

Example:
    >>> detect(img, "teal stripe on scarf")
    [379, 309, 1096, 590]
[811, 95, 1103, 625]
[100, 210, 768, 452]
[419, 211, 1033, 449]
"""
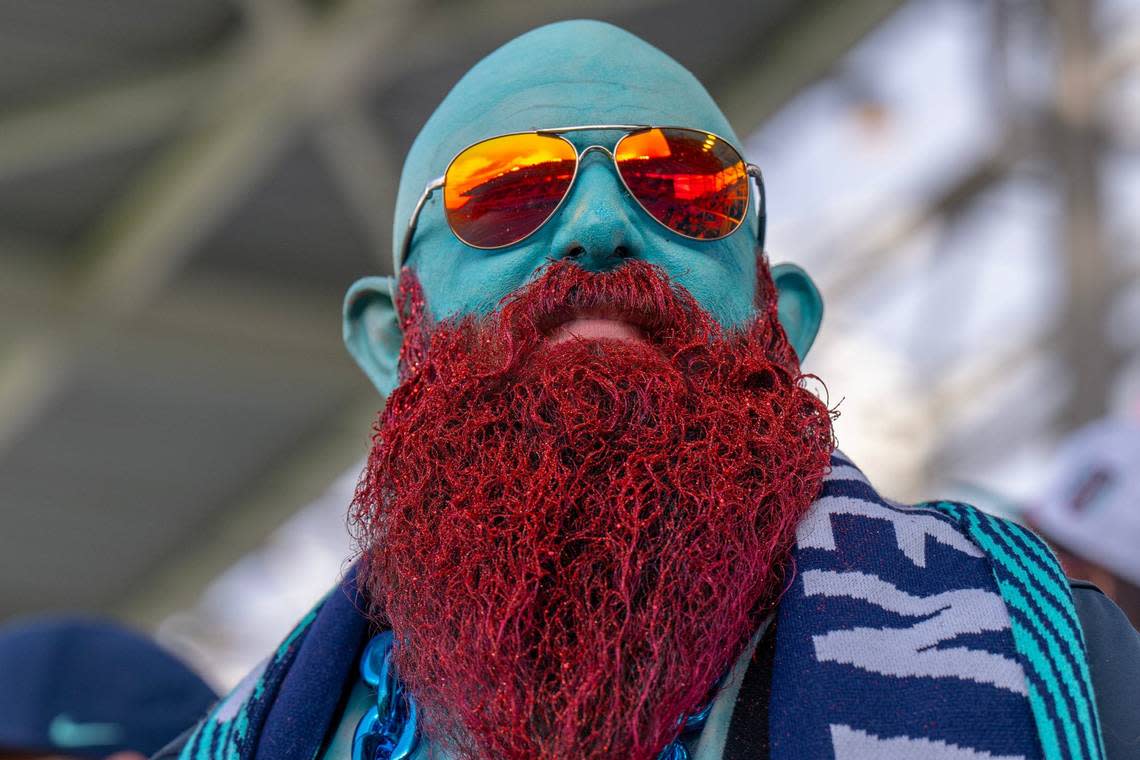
[989, 516, 1102, 754]
[927, 501, 1106, 760]
[964, 511, 1100, 757]
[1001, 580, 1085, 758]
[976, 528, 1096, 752]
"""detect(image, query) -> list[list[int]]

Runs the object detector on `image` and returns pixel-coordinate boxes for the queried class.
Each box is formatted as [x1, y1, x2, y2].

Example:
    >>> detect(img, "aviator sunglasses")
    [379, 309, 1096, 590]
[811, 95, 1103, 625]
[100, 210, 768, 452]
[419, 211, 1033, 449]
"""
[398, 125, 765, 267]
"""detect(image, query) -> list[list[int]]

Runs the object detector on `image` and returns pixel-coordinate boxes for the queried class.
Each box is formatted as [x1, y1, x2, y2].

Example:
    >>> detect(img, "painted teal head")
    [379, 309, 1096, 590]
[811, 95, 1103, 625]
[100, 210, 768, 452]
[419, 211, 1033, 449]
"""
[345, 20, 822, 396]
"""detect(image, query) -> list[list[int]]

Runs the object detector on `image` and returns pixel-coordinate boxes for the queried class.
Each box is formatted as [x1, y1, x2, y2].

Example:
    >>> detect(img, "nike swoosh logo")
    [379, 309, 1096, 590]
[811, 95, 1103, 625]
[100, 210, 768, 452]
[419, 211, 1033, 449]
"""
[48, 713, 124, 748]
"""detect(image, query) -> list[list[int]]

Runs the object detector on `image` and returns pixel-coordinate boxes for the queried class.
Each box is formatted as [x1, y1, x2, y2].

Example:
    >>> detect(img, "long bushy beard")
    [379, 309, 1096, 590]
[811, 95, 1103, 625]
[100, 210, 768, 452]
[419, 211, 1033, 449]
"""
[352, 259, 833, 760]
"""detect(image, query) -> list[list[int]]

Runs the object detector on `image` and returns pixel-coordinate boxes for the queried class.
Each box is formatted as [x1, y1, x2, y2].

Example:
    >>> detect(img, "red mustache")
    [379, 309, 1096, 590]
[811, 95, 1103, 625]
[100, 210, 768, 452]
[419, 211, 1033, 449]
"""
[393, 257, 795, 389]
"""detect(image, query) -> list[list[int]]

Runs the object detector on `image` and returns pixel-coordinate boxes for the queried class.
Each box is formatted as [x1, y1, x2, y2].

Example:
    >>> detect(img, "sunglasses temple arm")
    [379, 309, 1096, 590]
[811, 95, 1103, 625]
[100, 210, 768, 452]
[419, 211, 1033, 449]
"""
[747, 164, 766, 245]
[398, 176, 446, 269]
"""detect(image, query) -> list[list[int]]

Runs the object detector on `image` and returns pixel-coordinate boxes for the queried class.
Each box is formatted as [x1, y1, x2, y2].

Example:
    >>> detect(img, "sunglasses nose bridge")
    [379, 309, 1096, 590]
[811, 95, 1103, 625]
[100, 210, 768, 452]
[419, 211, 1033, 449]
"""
[550, 146, 645, 272]
[571, 144, 620, 193]
[576, 144, 615, 161]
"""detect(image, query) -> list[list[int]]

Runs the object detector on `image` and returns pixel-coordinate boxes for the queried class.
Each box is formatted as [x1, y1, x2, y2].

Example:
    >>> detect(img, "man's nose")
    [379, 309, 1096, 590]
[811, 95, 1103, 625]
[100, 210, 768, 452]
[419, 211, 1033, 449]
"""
[550, 154, 645, 272]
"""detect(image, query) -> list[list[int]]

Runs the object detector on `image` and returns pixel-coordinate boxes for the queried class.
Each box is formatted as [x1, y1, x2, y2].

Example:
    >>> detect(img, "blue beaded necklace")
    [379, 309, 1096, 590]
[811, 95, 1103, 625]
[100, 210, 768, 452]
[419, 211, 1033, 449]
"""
[352, 632, 720, 760]
[352, 632, 418, 760]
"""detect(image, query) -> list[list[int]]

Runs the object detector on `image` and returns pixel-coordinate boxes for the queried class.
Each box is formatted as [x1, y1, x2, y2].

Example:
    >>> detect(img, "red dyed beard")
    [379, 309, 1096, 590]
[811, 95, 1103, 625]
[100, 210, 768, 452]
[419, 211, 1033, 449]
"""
[352, 258, 833, 759]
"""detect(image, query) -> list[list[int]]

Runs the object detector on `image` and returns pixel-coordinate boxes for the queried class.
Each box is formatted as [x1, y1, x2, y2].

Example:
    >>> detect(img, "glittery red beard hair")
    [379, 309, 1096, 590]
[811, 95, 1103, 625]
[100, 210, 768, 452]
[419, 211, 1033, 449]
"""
[353, 259, 833, 760]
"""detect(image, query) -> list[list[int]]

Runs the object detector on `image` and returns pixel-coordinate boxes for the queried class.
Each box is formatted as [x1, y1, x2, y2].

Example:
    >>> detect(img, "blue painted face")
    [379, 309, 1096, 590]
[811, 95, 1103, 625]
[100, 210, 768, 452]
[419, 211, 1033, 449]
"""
[392, 20, 759, 329]
[344, 21, 823, 398]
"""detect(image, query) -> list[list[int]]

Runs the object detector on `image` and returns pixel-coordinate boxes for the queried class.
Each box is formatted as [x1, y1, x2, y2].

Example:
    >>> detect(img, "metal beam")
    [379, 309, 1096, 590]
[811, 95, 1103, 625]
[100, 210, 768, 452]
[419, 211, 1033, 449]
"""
[0, 0, 419, 455]
[714, 0, 908, 136]
[0, 256, 355, 376]
[0, 0, 674, 185]
[1050, 0, 1119, 430]
[1093, 11, 1140, 89]
[817, 145, 1016, 300]
[0, 59, 229, 183]
[75, 0, 425, 316]
[314, 106, 401, 263]
[922, 332, 1059, 481]
[116, 392, 379, 629]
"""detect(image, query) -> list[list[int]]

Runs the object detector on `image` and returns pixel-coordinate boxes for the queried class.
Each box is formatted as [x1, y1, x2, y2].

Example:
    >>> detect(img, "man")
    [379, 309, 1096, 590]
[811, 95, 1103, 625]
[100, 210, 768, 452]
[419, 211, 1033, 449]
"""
[160, 20, 1139, 760]
[0, 616, 216, 760]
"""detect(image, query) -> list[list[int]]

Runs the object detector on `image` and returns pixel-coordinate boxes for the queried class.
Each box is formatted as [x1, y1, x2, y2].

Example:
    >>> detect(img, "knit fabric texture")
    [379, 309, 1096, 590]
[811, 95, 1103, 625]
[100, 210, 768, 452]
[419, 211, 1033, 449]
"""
[769, 452, 1103, 760]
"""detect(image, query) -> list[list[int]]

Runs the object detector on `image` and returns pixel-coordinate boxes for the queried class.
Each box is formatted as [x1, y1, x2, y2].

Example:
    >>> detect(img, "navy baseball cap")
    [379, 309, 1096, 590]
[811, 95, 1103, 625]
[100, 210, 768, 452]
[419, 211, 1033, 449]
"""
[0, 615, 218, 758]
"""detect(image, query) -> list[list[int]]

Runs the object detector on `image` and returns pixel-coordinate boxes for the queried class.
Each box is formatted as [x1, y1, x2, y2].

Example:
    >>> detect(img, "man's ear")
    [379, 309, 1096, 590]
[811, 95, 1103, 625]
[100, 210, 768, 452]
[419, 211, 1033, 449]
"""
[770, 262, 823, 361]
[343, 276, 403, 397]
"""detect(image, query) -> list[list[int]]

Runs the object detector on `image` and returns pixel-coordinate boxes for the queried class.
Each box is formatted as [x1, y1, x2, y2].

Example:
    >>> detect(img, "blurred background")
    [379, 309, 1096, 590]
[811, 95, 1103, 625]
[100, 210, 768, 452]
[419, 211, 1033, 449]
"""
[1, 0, 1138, 689]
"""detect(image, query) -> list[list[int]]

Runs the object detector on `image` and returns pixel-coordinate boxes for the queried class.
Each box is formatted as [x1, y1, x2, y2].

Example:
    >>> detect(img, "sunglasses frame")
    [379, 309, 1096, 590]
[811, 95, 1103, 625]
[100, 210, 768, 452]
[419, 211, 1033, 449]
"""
[398, 124, 765, 267]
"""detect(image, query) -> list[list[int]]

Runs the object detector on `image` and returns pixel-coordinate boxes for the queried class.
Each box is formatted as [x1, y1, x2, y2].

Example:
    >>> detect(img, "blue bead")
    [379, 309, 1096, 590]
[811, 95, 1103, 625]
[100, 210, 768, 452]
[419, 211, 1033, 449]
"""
[657, 740, 689, 760]
[353, 632, 420, 760]
[681, 672, 725, 732]
[351, 707, 381, 760]
[682, 699, 714, 731]
[389, 697, 418, 760]
[360, 630, 393, 686]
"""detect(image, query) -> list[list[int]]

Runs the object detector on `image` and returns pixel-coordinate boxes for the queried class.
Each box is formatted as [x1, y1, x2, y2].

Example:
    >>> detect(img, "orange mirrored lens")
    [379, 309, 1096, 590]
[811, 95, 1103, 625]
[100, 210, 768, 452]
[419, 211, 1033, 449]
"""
[615, 128, 749, 239]
[444, 133, 577, 248]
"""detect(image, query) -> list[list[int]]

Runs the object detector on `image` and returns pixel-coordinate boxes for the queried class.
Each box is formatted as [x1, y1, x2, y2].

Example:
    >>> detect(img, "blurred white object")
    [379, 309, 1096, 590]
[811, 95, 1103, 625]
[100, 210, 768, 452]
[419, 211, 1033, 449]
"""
[1028, 419, 1140, 587]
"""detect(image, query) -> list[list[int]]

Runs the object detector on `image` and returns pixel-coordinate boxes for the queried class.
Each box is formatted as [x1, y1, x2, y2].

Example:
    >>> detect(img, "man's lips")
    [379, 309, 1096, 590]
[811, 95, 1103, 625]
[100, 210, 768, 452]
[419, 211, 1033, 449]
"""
[549, 317, 648, 344]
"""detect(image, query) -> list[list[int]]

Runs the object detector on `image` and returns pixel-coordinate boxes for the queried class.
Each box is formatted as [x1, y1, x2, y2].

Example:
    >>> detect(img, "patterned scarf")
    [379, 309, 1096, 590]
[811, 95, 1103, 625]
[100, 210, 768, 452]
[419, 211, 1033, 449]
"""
[176, 453, 1104, 760]
[768, 452, 1104, 760]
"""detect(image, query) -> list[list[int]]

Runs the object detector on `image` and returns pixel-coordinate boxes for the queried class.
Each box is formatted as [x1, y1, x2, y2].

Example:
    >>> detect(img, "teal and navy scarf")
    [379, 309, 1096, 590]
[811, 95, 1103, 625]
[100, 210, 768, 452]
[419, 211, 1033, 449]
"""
[176, 453, 1105, 759]
[767, 453, 1105, 759]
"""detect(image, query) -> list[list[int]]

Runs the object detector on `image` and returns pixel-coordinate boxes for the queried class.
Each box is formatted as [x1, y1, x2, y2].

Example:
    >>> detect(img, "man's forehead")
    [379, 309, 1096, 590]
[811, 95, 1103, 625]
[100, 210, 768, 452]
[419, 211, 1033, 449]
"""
[393, 20, 739, 257]
[424, 21, 737, 162]
[424, 77, 733, 168]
